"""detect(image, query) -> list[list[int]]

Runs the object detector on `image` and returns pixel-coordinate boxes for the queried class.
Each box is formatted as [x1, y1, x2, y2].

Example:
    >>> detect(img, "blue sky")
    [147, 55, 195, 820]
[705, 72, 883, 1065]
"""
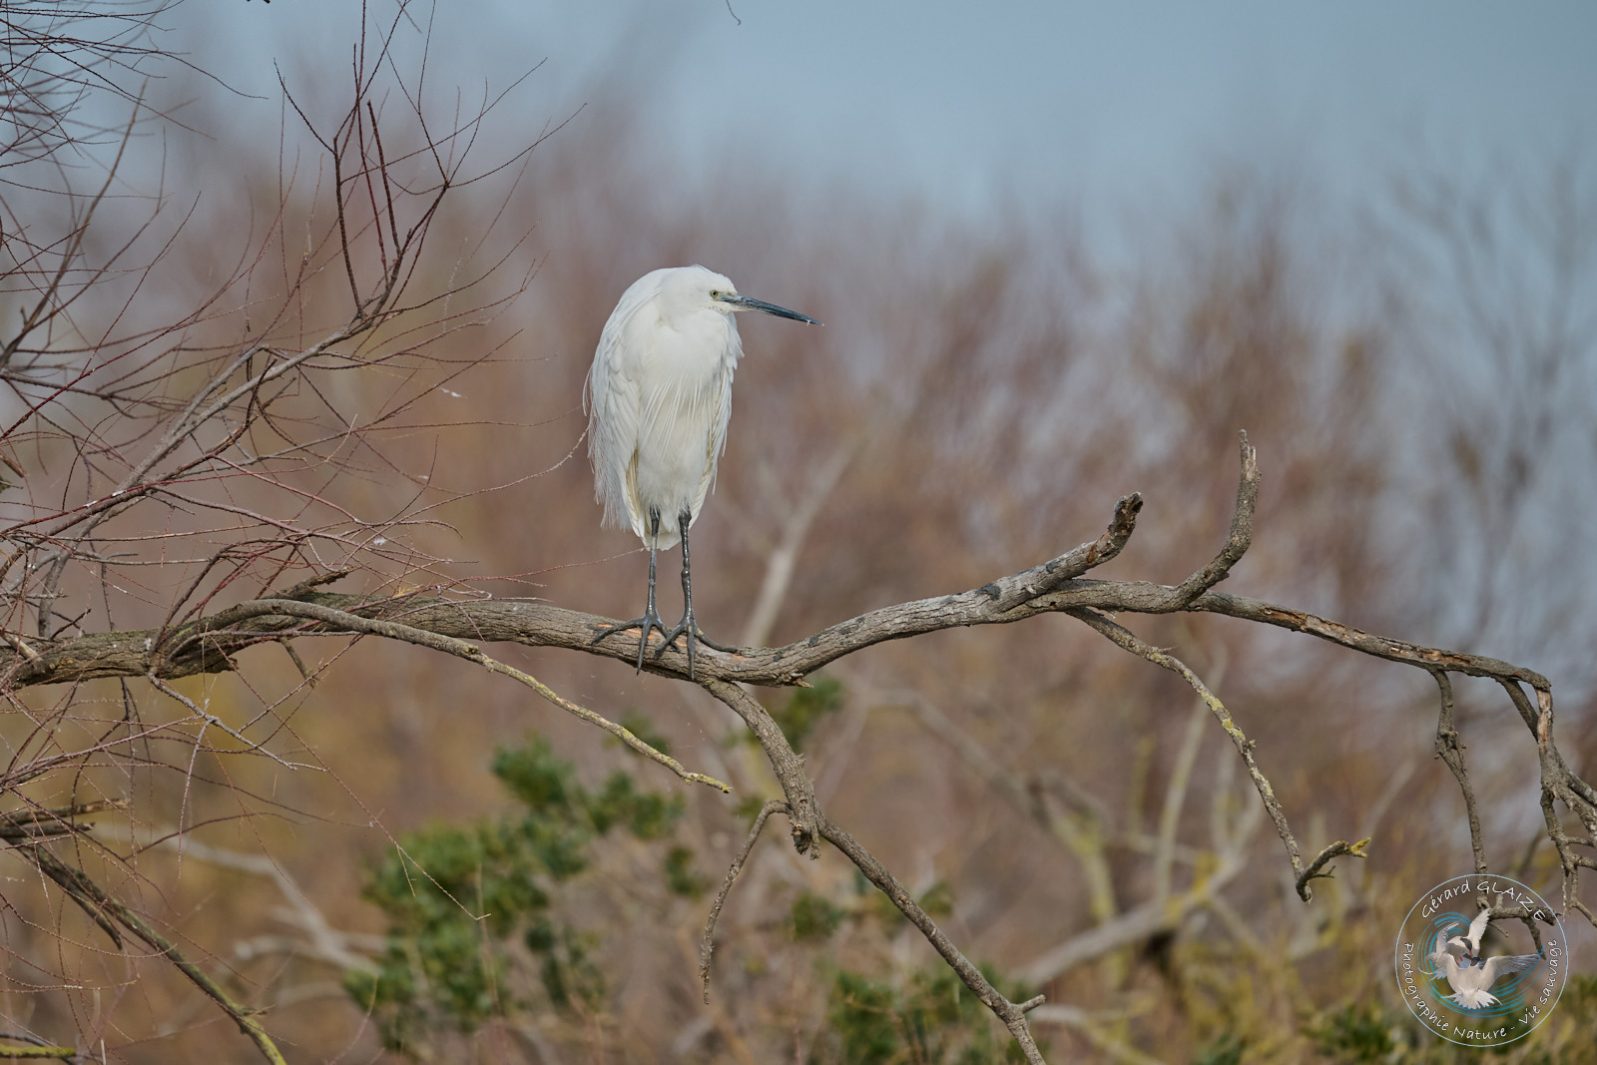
[205, 2, 1595, 226]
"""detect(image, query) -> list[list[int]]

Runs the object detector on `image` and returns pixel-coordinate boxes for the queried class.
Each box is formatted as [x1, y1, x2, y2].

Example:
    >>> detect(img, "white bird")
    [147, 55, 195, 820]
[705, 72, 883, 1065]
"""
[585, 265, 818, 676]
[1446, 907, 1493, 964]
[1429, 942, 1541, 1009]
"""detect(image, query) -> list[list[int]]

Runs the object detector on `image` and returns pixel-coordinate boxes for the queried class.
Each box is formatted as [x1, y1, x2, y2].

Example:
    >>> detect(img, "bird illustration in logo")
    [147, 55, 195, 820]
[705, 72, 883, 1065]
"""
[1445, 907, 1492, 965]
[1429, 909, 1542, 1009]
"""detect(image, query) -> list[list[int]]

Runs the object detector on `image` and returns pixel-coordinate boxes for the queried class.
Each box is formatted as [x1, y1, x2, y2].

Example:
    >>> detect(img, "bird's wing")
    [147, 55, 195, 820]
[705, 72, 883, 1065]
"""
[1480, 953, 1541, 986]
[689, 322, 739, 522]
[586, 289, 649, 535]
[1430, 949, 1460, 984]
[1467, 908, 1492, 952]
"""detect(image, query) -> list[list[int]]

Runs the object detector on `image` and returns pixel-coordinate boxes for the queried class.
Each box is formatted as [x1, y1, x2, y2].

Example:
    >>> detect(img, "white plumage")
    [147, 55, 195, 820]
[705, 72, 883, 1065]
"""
[586, 265, 817, 675]
[1445, 907, 1493, 963]
[1429, 943, 1541, 1009]
[587, 266, 740, 550]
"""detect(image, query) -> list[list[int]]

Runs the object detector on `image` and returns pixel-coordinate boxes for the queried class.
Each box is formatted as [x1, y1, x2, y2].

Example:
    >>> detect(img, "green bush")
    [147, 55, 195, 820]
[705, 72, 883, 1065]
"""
[344, 736, 689, 1055]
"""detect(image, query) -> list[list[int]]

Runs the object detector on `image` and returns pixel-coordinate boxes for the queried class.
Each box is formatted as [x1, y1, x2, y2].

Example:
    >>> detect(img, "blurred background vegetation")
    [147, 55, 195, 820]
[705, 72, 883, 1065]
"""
[1, 2, 1594, 1061]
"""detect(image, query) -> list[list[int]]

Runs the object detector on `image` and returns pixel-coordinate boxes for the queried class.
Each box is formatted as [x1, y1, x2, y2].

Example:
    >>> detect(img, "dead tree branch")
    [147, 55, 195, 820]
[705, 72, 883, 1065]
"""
[819, 816, 1048, 1064]
[3, 436, 1587, 1062]
[1433, 669, 1488, 874]
[700, 799, 787, 1003]
[29, 846, 287, 1065]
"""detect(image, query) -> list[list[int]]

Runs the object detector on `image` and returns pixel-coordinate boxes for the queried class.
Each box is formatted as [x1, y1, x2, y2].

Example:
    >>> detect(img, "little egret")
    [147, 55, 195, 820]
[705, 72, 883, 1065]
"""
[585, 265, 818, 676]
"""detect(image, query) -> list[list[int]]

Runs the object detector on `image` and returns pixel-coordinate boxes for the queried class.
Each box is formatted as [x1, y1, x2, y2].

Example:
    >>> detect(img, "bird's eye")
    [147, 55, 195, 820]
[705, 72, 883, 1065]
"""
[709, 289, 724, 299]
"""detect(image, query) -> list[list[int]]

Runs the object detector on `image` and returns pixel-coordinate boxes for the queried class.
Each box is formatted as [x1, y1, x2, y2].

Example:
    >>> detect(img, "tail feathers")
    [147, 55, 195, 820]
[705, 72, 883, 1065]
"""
[1448, 989, 1500, 1009]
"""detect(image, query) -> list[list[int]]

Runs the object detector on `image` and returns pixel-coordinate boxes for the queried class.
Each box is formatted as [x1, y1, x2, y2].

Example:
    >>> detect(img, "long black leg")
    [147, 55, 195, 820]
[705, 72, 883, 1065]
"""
[591, 507, 669, 672]
[655, 510, 740, 676]
[656, 511, 699, 677]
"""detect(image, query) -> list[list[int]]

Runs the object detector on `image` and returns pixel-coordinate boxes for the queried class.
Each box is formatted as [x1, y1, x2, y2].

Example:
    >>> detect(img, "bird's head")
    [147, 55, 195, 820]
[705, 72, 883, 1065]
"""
[664, 265, 819, 325]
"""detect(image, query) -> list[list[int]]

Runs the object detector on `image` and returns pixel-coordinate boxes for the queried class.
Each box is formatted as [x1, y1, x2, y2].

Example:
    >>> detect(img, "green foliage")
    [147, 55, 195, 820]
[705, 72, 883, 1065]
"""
[533, 922, 605, 1011]
[917, 880, 956, 919]
[346, 737, 686, 1056]
[765, 675, 844, 751]
[866, 877, 955, 927]
[761, 868, 1042, 1063]
[821, 963, 1035, 1064]
[1192, 1033, 1246, 1065]
[590, 768, 679, 838]
[789, 890, 847, 941]
[1306, 1001, 1396, 1060]
[614, 712, 673, 756]
[1559, 973, 1597, 1016]
[664, 844, 707, 898]
[734, 794, 771, 821]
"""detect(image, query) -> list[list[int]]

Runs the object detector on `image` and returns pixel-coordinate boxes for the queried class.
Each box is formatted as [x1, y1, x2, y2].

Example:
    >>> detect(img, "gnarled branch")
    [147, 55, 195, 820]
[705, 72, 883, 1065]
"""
[5, 437, 1589, 1064]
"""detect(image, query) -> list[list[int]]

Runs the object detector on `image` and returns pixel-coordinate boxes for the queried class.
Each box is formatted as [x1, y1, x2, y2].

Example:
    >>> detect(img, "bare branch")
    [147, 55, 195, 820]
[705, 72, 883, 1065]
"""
[819, 816, 1048, 1065]
[1295, 839, 1372, 899]
[191, 597, 730, 793]
[28, 848, 287, 1065]
[1172, 431, 1259, 603]
[700, 799, 787, 1003]
[1067, 606, 1365, 901]
[1432, 670, 1488, 874]
[1, 442, 1580, 929]
[699, 679, 819, 849]
[0, 1037, 77, 1061]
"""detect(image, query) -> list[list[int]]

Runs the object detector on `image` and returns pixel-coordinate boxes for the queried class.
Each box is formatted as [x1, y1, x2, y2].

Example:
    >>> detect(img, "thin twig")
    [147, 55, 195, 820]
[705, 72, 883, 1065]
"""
[700, 800, 786, 1003]
[0, 1042, 76, 1060]
[1295, 839, 1372, 898]
[31, 849, 286, 1064]
[146, 674, 312, 770]
[698, 679, 818, 850]
[1070, 607, 1365, 901]
[1432, 670, 1487, 874]
[820, 816, 1047, 1065]
[189, 599, 730, 792]
[1, 421, 1588, 1065]
[1173, 431, 1259, 604]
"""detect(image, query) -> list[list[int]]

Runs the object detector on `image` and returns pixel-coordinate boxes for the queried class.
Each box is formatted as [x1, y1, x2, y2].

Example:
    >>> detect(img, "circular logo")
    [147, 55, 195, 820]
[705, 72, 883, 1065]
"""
[1393, 873, 1568, 1047]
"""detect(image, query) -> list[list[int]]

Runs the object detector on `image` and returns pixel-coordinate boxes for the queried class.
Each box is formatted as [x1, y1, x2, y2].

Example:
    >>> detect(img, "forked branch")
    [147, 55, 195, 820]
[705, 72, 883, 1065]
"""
[700, 799, 788, 1003]
[28, 845, 287, 1065]
[4, 436, 1587, 1065]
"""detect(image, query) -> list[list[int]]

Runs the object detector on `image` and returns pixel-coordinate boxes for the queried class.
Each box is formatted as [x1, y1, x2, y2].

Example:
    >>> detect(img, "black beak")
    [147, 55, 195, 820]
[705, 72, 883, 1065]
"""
[716, 292, 820, 325]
